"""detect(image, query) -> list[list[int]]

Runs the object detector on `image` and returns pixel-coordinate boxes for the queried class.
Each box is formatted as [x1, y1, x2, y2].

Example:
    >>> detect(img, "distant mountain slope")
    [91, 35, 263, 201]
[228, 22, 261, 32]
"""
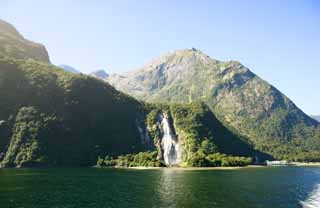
[0, 19, 50, 63]
[90, 69, 109, 80]
[108, 48, 320, 160]
[312, 116, 320, 122]
[58, 64, 80, 74]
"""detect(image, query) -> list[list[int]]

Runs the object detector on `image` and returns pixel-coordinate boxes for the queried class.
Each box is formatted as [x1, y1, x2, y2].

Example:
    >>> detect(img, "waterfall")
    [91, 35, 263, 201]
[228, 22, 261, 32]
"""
[160, 113, 180, 166]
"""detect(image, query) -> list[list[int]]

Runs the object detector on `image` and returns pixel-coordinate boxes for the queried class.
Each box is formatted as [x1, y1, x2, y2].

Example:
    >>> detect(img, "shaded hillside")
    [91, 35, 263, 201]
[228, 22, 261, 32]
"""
[0, 57, 147, 167]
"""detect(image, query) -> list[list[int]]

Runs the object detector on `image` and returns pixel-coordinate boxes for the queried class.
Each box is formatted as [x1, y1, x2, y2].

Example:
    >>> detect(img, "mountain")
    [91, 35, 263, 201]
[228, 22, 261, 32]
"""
[312, 116, 320, 122]
[58, 64, 80, 74]
[0, 19, 50, 63]
[107, 48, 320, 161]
[90, 69, 109, 80]
[0, 22, 264, 167]
[0, 21, 318, 168]
[0, 57, 265, 167]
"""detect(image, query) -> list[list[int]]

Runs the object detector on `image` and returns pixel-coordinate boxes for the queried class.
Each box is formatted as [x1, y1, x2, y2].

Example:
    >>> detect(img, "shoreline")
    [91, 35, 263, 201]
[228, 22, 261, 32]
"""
[1, 163, 320, 169]
[290, 162, 320, 167]
[99, 165, 266, 170]
[97, 163, 320, 170]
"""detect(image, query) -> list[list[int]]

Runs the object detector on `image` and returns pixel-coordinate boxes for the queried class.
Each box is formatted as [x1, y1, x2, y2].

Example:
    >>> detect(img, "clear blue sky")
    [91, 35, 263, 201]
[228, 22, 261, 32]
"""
[1, 0, 319, 115]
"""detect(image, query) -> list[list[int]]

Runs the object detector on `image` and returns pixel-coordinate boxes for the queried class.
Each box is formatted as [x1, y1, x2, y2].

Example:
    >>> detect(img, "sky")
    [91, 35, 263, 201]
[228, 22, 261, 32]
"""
[0, 0, 319, 115]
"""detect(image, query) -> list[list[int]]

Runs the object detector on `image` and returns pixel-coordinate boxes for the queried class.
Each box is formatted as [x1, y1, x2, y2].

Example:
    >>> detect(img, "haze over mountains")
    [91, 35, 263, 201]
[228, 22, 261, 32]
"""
[58, 65, 109, 80]
[0, 19, 319, 167]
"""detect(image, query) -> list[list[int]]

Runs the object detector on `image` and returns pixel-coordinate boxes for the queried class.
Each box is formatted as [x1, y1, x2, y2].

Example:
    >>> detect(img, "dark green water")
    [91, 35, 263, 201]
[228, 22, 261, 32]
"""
[0, 167, 320, 208]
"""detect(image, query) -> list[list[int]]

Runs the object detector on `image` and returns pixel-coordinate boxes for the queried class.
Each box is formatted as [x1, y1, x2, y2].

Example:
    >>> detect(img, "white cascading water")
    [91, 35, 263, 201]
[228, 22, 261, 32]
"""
[160, 113, 180, 166]
[300, 184, 320, 208]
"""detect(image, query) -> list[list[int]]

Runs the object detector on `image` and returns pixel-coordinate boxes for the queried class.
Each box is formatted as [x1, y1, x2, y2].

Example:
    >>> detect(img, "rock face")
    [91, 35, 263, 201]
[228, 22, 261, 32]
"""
[90, 69, 109, 80]
[108, 48, 320, 160]
[0, 19, 50, 63]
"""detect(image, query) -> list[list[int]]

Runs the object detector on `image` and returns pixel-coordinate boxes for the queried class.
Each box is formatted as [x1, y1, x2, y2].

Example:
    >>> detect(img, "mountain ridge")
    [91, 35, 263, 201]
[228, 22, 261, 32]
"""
[0, 19, 50, 63]
[0, 23, 263, 167]
[107, 48, 320, 160]
[1, 21, 319, 167]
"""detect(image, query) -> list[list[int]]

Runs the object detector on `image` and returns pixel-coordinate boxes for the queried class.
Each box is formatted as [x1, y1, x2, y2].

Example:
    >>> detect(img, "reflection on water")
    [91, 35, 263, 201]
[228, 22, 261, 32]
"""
[301, 184, 320, 208]
[156, 169, 178, 208]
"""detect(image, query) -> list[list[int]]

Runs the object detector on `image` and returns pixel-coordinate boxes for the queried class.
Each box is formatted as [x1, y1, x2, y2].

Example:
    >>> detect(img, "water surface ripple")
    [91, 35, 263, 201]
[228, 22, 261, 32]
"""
[0, 167, 319, 208]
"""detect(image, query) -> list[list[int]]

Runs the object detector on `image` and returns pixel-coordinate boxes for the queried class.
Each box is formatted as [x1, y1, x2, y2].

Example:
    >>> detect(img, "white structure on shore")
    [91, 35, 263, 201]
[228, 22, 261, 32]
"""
[266, 160, 288, 166]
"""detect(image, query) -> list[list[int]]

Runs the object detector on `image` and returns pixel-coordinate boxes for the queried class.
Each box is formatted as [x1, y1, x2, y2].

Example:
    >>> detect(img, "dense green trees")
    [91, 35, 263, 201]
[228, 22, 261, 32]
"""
[187, 153, 252, 167]
[1, 107, 55, 167]
[97, 151, 253, 168]
[97, 151, 164, 167]
[0, 57, 149, 167]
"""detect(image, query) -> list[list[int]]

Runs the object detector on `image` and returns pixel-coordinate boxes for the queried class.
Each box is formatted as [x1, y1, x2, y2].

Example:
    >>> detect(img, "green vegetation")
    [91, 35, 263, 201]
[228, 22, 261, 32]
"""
[0, 56, 149, 167]
[1, 107, 54, 167]
[97, 151, 164, 167]
[187, 153, 252, 167]
[169, 103, 262, 158]
[96, 151, 252, 168]
[144, 102, 268, 166]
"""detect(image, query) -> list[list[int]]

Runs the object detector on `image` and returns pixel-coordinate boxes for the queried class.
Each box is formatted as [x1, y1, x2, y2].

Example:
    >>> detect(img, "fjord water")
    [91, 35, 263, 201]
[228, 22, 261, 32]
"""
[0, 167, 320, 208]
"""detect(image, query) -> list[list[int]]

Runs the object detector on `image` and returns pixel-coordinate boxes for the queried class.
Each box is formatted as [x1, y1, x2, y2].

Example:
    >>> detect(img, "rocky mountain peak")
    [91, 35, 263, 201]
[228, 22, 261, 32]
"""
[90, 69, 109, 80]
